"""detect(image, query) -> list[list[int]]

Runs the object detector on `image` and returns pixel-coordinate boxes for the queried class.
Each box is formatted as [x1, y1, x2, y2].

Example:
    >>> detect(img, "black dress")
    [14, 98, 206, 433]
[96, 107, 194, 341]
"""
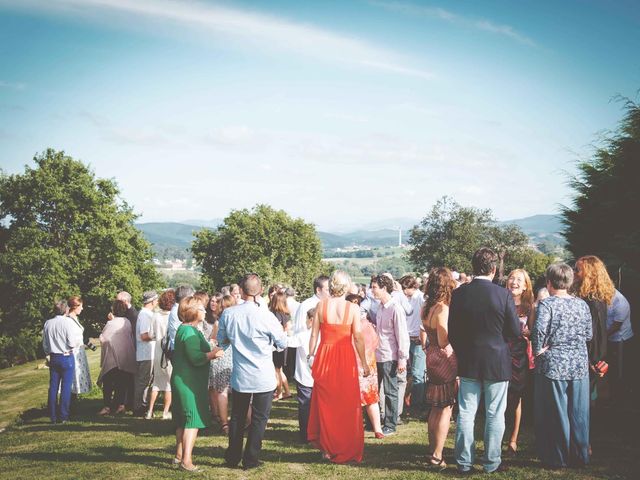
[272, 311, 290, 369]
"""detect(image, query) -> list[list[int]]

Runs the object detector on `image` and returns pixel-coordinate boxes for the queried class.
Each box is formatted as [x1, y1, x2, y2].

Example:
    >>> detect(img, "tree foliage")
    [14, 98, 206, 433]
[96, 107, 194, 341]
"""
[0, 149, 162, 338]
[562, 98, 640, 281]
[408, 196, 549, 280]
[191, 204, 324, 298]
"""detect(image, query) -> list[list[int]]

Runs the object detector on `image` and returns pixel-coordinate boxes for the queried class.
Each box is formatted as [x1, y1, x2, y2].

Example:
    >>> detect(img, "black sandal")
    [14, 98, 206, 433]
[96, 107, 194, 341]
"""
[428, 457, 447, 471]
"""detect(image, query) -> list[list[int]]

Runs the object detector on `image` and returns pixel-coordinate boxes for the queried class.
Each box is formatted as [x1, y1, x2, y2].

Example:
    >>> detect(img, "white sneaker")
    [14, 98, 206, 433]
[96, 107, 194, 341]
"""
[145, 411, 153, 419]
[162, 412, 172, 420]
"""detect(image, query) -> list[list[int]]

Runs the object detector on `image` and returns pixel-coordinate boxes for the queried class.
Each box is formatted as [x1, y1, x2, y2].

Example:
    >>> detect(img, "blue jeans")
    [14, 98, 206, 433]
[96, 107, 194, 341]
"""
[408, 343, 426, 411]
[455, 377, 508, 473]
[534, 374, 590, 468]
[48, 353, 75, 423]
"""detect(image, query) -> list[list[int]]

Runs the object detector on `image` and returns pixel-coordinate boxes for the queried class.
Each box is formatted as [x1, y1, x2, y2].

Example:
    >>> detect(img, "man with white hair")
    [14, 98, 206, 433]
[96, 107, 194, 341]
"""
[43, 299, 82, 424]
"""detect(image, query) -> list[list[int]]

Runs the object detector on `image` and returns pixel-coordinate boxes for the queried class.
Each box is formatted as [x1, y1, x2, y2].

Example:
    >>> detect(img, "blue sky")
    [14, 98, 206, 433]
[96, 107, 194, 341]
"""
[1, 0, 638, 230]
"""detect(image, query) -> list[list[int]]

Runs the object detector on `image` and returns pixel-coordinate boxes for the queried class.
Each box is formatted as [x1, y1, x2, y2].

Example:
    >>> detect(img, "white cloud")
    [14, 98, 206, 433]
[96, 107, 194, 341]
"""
[370, 1, 536, 47]
[3, 0, 434, 79]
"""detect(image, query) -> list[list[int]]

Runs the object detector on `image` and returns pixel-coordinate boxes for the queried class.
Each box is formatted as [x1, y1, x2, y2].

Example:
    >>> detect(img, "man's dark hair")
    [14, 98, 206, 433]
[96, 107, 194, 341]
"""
[399, 275, 419, 290]
[313, 275, 330, 294]
[54, 299, 68, 316]
[371, 274, 394, 293]
[175, 285, 195, 303]
[471, 247, 498, 276]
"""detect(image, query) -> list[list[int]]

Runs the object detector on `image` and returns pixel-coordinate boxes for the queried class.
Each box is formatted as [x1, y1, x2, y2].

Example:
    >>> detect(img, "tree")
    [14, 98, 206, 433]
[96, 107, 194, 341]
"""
[0, 149, 162, 338]
[191, 204, 324, 298]
[562, 98, 640, 278]
[408, 196, 541, 278]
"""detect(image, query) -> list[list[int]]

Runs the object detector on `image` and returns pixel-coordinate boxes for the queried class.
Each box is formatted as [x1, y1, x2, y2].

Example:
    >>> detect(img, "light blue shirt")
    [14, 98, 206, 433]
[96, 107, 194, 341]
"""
[217, 301, 288, 393]
[166, 303, 181, 351]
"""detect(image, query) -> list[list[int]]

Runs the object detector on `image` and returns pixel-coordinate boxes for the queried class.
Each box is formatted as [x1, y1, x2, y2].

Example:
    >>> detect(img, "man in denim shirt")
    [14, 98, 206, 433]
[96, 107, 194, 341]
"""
[217, 273, 288, 470]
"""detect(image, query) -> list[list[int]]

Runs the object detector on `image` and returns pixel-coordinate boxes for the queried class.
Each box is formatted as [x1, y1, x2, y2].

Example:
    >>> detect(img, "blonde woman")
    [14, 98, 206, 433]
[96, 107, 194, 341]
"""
[504, 269, 535, 455]
[307, 270, 369, 463]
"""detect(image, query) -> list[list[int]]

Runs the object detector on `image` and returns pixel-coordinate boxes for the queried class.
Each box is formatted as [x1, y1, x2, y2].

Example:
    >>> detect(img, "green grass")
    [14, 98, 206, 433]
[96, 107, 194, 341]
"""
[0, 350, 638, 479]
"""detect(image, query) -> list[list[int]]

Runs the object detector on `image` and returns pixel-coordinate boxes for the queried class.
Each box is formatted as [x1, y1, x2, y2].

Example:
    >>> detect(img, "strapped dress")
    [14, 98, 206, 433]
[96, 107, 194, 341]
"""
[307, 299, 364, 463]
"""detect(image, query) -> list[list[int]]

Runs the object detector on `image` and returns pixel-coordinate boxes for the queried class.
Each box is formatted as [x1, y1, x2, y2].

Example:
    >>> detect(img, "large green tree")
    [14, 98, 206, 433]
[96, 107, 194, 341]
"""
[562, 99, 640, 278]
[0, 149, 162, 337]
[408, 196, 549, 280]
[191, 204, 324, 297]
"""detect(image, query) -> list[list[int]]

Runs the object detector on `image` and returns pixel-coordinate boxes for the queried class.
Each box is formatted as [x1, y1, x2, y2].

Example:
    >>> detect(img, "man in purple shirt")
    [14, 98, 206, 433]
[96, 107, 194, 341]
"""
[372, 274, 409, 436]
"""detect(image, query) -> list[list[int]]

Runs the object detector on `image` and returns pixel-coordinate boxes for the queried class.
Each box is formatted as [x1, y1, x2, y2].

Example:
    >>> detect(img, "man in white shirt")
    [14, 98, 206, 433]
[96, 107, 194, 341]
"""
[43, 299, 82, 424]
[286, 306, 316, 442]
[400, 275, 426, 415]
[293, 276, 330, 333]
[134, 290, 158, 415]
[372, 275, 409, 436]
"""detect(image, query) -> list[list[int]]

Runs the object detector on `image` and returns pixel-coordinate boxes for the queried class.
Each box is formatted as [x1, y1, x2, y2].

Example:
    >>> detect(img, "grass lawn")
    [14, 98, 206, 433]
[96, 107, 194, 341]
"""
[0, 349, 638, 479]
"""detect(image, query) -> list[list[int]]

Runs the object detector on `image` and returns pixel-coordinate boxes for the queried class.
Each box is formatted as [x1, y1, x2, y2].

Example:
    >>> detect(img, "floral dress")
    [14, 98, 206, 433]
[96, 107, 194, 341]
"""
[355, 317, 379, 406]
[69, 315, 92, 394]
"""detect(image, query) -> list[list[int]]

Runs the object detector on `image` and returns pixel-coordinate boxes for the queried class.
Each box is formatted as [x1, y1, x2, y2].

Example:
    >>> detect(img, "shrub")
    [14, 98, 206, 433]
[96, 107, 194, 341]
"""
[0, 331, 43, 369]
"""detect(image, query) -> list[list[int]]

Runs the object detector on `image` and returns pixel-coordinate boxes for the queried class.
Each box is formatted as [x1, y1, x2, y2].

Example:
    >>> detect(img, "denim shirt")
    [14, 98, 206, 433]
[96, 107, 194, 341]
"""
[532, 296, 592, 380]
[217, 301, 288, 393]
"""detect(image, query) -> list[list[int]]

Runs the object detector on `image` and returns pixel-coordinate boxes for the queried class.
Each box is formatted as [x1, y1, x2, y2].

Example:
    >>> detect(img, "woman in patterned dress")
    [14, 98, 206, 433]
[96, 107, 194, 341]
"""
[208, 294, 237, 433]
[422, 268, 458, 470]
[505, 269, 535, 455]
[67, 296, 92, 396]
[346, 294, 383, 439]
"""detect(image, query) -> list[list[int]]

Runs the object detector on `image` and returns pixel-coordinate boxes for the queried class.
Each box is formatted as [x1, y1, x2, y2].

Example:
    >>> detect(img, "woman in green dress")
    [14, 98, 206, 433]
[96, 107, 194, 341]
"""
[171, 296, 223, 472]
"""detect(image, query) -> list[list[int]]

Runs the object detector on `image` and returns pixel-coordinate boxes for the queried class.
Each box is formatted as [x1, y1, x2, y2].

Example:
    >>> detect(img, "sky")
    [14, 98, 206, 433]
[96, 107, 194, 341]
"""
[1, 0, 639, 231]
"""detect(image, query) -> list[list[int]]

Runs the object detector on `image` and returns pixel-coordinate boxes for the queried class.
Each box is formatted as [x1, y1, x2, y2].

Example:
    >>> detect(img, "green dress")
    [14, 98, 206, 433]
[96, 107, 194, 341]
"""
[171, 324, 211, 429]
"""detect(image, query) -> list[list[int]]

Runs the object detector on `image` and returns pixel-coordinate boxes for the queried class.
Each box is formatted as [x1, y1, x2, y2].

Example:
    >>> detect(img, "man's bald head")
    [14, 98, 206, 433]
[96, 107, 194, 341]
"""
[240, 273, 262, 297]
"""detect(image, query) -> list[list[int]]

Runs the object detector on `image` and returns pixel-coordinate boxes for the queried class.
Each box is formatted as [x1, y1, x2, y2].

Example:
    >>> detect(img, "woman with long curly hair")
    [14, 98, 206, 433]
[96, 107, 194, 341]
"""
[421, 267, 458, 470]
[572, 255, 615, 457]
[572, 256, 615, 389]
[504, 269, 535, 455]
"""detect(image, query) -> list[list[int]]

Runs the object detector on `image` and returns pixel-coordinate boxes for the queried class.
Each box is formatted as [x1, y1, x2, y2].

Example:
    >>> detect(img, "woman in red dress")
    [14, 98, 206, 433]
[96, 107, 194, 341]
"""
[308, 270, 370, 463]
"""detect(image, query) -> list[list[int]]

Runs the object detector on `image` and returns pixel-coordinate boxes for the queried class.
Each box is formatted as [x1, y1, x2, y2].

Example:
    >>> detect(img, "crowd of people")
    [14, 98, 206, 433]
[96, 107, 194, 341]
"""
[41, 247, 634, 473]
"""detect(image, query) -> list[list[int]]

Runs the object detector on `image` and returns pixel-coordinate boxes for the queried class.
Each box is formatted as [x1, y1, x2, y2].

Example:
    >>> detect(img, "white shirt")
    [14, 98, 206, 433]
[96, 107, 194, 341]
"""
[136, 308, 155, 361]
[286, 329, 314, 387]
[294, 294, 321, 333]
[607, 289, 633, 342]
[42, 315, 82, 355]
[406, 290, 425, 337]
[287, 297, 301, 319]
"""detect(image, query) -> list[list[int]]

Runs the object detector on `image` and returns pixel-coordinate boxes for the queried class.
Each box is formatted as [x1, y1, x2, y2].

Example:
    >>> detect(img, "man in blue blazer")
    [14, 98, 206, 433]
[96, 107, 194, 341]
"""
[449, 247, 520, 474]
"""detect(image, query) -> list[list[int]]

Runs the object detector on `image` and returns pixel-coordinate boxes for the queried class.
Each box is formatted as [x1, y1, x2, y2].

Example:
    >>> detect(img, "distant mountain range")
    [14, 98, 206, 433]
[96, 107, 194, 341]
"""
[136, 214, 565, 256]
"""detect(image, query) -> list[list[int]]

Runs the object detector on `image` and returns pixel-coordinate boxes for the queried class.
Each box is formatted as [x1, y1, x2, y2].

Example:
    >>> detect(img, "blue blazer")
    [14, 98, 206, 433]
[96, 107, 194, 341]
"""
[448, 278, 521, 381]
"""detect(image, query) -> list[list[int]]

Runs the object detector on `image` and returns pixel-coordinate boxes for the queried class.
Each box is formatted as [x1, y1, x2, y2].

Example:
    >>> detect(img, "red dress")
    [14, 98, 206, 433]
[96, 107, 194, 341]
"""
[308, 300, 364, 463]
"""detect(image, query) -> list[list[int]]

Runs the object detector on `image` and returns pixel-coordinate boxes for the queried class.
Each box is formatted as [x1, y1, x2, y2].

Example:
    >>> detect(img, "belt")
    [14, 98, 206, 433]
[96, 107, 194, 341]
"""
[409, 336, 421, 344]
[51, 352, 72, 356]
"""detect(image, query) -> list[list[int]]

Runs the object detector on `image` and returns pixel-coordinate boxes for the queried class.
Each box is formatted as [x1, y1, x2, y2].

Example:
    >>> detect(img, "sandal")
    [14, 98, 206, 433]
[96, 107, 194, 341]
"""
[281, 393, 292, 400]
[179, 463, 200, 472]
[172, 457, 181, 466]
[221, 423, 229, 435]
[114, 405, 126, 415]
[428, 457, 447, 471]
[98, 407, 111, 416]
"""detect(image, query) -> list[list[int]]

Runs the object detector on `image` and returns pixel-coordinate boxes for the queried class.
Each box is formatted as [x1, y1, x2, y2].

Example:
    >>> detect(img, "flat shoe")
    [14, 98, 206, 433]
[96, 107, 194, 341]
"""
[172, 457, 181, 466]
[179, 463, 200, 472]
